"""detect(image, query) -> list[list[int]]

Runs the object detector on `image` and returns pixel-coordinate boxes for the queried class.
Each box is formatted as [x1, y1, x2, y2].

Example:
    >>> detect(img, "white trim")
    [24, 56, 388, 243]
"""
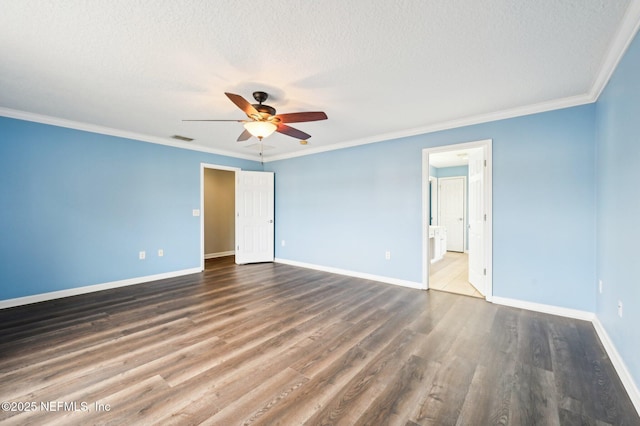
[0, 95, 591, 164]
[274, 258, 423, 290]
[590, 0, 640, 100]
[204, 251, 235, 259]
[200, 164, 241, 271]
[3, 0, 639, 168]
[264, 95, 592, 162]
[491, 296, 595, 321]
[264, 6, 640, 164]
[0, 268, 201, 310]
[0, 107, 258, 161]
[492, 296, 640, 416]
[592, 317, 640, 414]
[422, 139, 493, 300]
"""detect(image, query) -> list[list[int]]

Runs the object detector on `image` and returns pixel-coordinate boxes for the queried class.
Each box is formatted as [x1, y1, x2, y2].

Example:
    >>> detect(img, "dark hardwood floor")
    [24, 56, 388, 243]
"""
[0, 257, 638, 425]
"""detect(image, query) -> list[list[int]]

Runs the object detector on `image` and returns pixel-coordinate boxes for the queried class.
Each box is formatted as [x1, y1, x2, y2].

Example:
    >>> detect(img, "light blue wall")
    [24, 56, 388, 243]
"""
[435, 165, 469, 250]
[266, 104, 597, 311]
[595, 30, 640, 389]
[0, 117, 262, 300]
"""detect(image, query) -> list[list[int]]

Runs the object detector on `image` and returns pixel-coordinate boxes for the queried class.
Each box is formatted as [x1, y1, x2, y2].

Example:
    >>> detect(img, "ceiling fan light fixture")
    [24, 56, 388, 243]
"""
[243, 121, 277, 140]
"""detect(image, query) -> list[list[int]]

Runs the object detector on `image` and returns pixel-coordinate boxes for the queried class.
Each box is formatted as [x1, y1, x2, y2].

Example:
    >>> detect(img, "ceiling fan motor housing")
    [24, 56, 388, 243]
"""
[253, 104, 276, 116]
[252, 91, 276, 117]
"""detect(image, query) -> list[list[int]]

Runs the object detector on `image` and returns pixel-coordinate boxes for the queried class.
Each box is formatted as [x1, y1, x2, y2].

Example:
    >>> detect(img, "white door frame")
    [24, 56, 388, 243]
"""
[422, 139, 493, 301]
[200, 163, 241, 271]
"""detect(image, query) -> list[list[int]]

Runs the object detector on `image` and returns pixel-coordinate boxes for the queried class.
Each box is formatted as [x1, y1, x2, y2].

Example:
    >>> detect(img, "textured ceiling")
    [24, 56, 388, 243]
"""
[1, 1, 639, 161]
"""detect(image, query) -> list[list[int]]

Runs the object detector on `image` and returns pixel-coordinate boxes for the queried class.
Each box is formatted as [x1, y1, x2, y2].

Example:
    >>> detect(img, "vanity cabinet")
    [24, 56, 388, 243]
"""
[429, 226, 447, 263]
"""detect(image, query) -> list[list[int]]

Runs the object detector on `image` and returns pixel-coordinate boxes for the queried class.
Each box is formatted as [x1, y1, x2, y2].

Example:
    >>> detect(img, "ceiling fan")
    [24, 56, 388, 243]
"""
[183, 91, 328, 143]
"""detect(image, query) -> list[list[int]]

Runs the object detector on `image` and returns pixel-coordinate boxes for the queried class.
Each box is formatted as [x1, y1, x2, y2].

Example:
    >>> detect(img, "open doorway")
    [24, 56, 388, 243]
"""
[200, 164, 240, 270]
[422, 140, 493, 301]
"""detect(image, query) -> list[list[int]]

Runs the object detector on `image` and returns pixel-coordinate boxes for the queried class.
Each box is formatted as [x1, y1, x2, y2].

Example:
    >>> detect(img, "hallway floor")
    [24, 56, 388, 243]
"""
[429, 252, 483, 298]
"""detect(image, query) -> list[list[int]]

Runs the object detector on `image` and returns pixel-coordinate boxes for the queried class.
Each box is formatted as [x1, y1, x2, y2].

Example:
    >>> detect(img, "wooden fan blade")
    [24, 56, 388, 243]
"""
[237, 129, 252, 142]
[225, 92, 259, 117]
[276, 123, 311, 140]
[275, 111, 327, 123]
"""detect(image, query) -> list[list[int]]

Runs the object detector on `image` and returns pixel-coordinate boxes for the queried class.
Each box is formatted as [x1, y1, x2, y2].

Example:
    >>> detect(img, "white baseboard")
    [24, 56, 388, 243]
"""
[492, 296, 639, 416]
[592, 317, 640, 414]
[274, 258, 424, 290]
[204, 251, 235, 260]
[491, 296, 595, 321]
[2, 261, 637, 416]
[0, 267, 201, 310]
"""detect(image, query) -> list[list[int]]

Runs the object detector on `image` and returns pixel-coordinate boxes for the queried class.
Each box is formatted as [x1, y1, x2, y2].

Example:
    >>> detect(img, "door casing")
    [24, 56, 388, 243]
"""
[422, 140, 493, 301]
[200, 163, 241, 270]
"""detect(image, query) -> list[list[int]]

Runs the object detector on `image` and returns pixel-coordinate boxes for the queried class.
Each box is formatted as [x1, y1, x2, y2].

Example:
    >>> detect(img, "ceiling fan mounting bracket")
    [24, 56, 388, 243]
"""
[252, 91, 269, 103]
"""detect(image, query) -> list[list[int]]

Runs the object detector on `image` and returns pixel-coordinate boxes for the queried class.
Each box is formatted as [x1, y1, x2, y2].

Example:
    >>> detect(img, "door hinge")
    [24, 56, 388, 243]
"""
[484, 213, 487, 221]
[484, 159, 487, 167]
[483, 268, 487, 276]
[237, 245, 240, 251]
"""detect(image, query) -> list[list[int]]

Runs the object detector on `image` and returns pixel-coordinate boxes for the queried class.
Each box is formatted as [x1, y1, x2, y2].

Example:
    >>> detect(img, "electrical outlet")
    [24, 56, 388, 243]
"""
[618, 301, 623, 318]
[385, 250, 391, 260]
[158, 249, 164, 257]
[139, 251, 146, 260]
[599, 280, 603, 294]
[192, 209, 200, 217]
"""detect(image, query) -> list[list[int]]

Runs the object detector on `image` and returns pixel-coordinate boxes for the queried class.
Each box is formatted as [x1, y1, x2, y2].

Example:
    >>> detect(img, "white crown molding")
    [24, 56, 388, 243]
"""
[0, 267, 201, 310]
[590, 0, 640, 100]
[0, 107, 259, 162]
[3, 3, 639, 165]
[264, 2, 640, 163]
[274, 258, 423, 290]
[263, 93, 594, 162]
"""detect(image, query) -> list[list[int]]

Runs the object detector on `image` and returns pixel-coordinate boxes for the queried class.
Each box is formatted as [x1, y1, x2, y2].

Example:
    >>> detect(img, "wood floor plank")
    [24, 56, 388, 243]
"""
[0, 257, 637, 425]
[352, 354, 439, 426]
[460, 308, 519, 425]
[410, 355, 477, 425]
[303, 328, 424, 425]
[518, 311, 553, 371]
[509, 362, 561, 425]
[573, 320, 639, 425]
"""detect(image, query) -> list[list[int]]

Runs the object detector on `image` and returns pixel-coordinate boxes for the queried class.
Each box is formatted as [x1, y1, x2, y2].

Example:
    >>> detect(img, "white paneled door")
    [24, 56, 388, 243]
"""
[468, 149, 485, 295]
[235, 171, 274, 264]
[439, 177, 465, 253]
